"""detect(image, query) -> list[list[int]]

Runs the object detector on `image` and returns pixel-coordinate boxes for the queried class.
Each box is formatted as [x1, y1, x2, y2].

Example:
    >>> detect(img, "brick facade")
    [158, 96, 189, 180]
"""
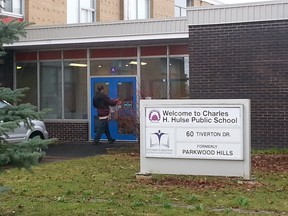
[45, 122, 89, 142]
[189, 20, 288, 149]
[151, 0, 174, 19]
[97, 0, 175, 22]
[97, 0, 122, 22]
[0, 51, 13, 88]
[25, 0, 66, 25]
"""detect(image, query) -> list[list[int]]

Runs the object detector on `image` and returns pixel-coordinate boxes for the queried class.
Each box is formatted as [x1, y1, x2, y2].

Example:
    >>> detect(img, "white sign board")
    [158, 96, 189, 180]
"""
[145, 106, 243, 160]
[140, 99, 251, 179]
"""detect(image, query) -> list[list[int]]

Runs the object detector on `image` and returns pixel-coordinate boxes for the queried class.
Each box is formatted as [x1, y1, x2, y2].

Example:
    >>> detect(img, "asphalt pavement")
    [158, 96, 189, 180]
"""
[42, 141, 139, 162]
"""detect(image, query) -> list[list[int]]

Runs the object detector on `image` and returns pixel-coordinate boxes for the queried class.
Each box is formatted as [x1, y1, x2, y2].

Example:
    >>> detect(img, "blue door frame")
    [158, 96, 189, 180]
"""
[90, 77, 137, 141]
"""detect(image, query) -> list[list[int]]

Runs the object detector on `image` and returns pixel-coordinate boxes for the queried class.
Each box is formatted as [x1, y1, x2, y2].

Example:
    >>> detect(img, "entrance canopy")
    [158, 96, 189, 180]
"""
[4, 18, 189, 50]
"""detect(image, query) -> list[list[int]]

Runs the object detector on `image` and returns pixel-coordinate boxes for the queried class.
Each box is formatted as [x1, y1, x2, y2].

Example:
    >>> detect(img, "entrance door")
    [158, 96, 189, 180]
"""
[90, 77, 137, 141]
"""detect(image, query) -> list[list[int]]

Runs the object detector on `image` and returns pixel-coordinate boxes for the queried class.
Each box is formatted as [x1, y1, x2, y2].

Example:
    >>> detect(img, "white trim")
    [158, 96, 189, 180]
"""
[187, 0, 288, 25]
[2, 11, 24, 18]
[4, 33, 188, 48]
[203, 0, 223, 5]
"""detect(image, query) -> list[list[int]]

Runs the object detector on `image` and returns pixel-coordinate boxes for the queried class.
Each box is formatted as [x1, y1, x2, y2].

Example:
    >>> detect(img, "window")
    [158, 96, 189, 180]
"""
[16, 50, 88, 120]
[80, 0, 95, 23]
[67, 0, 95, 24]
[124, 0, 150, 20]
[64, 61, 88, 119]
[140, 58, 167, 99]
[3, 0, 23, 15]
[15, 46, 188, 120]
[40, 62, 62, 119]
[169, 57, 189, 99]
[139, 56, 189, 99]
[175, 0, 192, 17]
[90, 59, 137, 76]
[16, 63, 38, 106]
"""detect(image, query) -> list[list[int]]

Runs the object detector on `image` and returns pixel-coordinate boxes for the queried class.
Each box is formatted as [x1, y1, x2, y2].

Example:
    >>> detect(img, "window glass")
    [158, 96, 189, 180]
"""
[90, 60, 137, 76]
[117, 82, 135, 134]
[140, 58, 167, 99]
[64, 61, 88, 119]
[0, 101, 7, 108]
[4, 0, 22, 14]
[80, 0, 95, 23]
[67, 0, 78, 23]
[137, 0, 149, 19]
[4, 0, 12, 12]
[40, 62, 62, 119]
[16, 63, 38, 106]
[169, 57, 189, 99]
[175, 0, 187, 17]
[124, 0, 149, 20]
[67, 0, 95, 24]
[126, 0, 136, 19]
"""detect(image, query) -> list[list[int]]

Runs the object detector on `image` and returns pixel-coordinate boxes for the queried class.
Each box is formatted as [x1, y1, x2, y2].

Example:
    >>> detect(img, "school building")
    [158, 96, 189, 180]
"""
[1, 0, 287, 149]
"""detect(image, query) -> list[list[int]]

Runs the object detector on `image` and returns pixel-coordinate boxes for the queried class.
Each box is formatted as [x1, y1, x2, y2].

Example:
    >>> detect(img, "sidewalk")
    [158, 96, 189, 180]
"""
[42, 141, 139, 162]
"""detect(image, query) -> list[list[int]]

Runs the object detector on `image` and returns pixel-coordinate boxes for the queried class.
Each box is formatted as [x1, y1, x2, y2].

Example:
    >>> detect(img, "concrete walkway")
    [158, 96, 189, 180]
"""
[43, 141, 139, 162]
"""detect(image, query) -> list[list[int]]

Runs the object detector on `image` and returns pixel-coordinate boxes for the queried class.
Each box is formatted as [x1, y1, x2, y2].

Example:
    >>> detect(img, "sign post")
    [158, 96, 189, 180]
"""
[139, 99, 251, 179]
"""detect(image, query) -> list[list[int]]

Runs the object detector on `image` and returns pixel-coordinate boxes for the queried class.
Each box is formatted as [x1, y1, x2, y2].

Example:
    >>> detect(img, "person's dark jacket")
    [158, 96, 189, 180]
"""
[93, 92, 117, 117]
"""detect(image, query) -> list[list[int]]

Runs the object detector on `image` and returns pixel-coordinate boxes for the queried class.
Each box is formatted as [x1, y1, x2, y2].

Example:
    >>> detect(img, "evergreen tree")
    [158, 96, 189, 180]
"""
[0, 88, 56, 169]
[0, 18, 29, 57]
[0, 9, 56, 170]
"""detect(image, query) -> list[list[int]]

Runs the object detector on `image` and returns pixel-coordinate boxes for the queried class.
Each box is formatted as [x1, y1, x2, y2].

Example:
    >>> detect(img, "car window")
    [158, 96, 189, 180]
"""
[0, 100, 7, 108]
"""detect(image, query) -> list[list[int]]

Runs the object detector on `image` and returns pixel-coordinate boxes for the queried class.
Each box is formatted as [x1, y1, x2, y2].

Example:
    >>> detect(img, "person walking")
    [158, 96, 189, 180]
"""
[93, 85, 120, 144]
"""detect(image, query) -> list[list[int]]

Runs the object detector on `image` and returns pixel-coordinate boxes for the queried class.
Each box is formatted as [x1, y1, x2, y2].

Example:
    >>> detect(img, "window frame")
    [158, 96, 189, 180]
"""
[2, 0, 24, 16]
[175, 0, 193, 17]
[15, 50, 88, 121]
[123, 0, 150, 20]
[78, 0, 96, 23]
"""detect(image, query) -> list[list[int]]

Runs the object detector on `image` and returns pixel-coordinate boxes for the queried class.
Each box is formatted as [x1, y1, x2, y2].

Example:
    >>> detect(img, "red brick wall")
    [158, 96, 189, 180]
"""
[45, 122, 89, 141]
[189, 20, 288, 149]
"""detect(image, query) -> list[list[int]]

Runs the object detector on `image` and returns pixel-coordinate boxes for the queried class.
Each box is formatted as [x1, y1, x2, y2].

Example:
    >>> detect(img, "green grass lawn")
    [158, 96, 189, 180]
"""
[0, 148, 287, 216]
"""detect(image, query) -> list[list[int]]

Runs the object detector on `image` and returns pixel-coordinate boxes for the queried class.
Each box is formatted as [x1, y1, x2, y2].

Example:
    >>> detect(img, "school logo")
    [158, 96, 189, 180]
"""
[150, 130, 169, 148]
[148, 110, 161, 122]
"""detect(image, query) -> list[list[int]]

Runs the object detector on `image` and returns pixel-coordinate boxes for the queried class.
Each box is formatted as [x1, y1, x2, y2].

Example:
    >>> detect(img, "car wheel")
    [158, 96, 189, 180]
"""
[29, 132, 45, 161]
[29, 132, 44, 140]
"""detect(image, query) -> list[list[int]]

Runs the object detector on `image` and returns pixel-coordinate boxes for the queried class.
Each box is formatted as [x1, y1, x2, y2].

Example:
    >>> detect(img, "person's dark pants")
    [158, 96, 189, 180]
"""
[94, 117, 113, 142]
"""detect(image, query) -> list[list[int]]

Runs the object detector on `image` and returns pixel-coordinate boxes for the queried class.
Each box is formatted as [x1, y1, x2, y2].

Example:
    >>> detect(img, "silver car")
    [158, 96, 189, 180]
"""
[0, 100, 49, 143]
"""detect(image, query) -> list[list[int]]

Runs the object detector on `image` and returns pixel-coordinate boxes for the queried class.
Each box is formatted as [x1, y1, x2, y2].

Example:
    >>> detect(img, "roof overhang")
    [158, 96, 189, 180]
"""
[5, 34, 189, 50]
[4, 18, 189, 50]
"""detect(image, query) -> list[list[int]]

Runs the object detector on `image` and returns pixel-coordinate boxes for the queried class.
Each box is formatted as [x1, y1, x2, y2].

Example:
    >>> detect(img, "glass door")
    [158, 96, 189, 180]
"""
[90, 77, 137, 141]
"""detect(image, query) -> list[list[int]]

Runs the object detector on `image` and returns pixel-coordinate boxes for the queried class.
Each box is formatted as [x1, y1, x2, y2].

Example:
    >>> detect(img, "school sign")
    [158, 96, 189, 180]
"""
[139, 99, 251, 179]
